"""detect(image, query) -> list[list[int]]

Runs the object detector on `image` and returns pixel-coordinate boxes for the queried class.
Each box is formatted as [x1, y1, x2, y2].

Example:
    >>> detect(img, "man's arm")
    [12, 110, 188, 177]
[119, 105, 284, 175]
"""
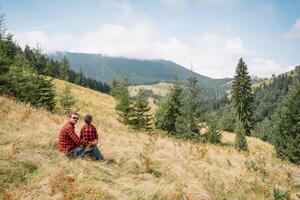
[79, 128, 83, 139]
[67, 129, 89, 146]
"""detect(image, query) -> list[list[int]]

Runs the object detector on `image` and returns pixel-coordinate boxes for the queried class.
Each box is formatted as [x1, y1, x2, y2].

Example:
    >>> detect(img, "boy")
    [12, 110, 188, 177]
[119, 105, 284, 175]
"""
[80, 114, 104, 160]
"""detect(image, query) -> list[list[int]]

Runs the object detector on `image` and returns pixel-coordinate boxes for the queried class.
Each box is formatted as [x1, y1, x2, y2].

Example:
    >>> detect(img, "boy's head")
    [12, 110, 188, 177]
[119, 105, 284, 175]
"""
[84, 114, 93, 124]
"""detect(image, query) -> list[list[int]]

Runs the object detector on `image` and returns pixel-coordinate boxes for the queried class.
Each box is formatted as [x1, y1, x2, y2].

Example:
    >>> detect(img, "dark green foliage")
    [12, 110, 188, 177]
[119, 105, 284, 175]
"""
[0, 31, 18, 94]
[57, 84, 76, 114]
[131, 89, 153, 131]
[203, 119, 221, 144]
[175, 74, 201, 140]
[5, 53, 56, 110]
[219, 109, 236, 132]
[272, 82, 300, 164]
[234, 120, 248, 151]
[155, 76, 183, 135]
[231, 58, 254, 136]
[111, 77, 133, 124]
[252, 68, 300, 132]
[253, 118, 272, 141]
[59, 56, 70, 81]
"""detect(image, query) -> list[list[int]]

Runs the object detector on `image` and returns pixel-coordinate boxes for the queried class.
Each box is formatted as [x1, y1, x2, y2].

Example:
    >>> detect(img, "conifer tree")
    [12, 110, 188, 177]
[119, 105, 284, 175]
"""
[111, 77, 133, 124]
[175, 74, 201, 140]
[155, 76, 183, 135]
[131, 89, 153, 131]
[8, 53, 56, 110]
[57, 84, 76, 114]
[231, 58, 254, 136]
[272, 82, 300, 164]
[59, 56, 70, 81]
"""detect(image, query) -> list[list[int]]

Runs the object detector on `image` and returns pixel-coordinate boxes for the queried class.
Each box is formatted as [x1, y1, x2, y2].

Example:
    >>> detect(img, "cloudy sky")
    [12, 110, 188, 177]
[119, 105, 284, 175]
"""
[1, 0, 300, 78]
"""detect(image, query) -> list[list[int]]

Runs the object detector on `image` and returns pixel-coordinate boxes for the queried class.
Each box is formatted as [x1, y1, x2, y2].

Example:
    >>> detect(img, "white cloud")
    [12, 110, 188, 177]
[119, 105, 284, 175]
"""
[13, 31, 72, 53]
[284, 18, 300, 40]
[13, 4, 287, 80]
[247, 57, 283, 78]
[13, 26, 285, 78]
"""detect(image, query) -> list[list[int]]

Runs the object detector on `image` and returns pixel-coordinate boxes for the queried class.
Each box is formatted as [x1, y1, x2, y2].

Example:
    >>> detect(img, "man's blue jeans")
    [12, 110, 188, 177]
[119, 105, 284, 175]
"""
[84, 145, 105, 160]
[67, 146, 85, 159]
[67, 146, 104, 160]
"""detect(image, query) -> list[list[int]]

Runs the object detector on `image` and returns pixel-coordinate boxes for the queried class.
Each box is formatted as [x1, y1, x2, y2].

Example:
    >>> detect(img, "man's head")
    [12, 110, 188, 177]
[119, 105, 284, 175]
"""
[69, 112, 79, 125]
[84, 114, 93, 124]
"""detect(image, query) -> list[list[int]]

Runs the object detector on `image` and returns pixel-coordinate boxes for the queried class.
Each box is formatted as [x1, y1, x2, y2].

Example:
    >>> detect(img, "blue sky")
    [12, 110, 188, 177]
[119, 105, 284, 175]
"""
[1, 0, 300, 78]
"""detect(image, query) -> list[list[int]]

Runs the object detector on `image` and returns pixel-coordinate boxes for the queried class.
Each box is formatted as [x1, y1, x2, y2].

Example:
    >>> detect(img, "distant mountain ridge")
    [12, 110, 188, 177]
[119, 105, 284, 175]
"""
[49, 51, 232, 94]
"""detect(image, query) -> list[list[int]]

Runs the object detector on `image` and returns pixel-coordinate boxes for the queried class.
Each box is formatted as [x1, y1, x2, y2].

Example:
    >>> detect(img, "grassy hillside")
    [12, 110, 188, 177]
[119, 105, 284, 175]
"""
[1, 79, 300, 199]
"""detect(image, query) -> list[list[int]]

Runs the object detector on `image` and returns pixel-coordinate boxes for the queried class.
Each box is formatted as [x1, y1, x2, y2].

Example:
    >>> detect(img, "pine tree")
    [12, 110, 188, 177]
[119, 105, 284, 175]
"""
[272, 82, 300, 164]
[111, 77, 133, 124]
[175, 74, 201, 140]
[155, 76, 183, 135]
[131, 89, 153, 131]
[231, 58, 254, 136]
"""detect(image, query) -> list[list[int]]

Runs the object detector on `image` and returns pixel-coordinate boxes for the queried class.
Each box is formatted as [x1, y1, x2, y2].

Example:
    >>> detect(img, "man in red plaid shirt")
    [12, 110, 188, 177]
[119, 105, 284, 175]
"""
[58, 112, 97, 158]
[80, 114, 104, 160]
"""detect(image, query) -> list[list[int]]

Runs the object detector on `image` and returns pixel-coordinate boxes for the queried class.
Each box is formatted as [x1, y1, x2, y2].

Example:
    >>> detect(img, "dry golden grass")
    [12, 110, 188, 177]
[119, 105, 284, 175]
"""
[0, 79, 300, 199]
[130, 82, 170, 96]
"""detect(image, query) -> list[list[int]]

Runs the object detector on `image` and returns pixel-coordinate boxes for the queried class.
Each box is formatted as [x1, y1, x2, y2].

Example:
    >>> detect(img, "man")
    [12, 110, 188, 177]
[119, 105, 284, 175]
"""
[80, 114, 104, 160]
[58, 112, 97, 158]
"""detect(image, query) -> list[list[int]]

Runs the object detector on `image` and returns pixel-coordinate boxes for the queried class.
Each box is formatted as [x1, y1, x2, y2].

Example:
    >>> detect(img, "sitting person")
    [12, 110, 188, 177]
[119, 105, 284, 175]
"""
[80, 114, 104, 160]
[58, 112, 97, 159]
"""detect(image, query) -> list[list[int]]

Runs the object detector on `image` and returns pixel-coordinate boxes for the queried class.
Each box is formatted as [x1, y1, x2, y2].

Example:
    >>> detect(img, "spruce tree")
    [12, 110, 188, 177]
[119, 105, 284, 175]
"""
[272, 82, 300, 164]
[231, 58, 254, 136]
[155, 76, 183, 135]
[59, 56, 70, 81]
[111, 77, 133, 125]
[57, 84, 76, 114]
[8, 53, 56, 111]
[131, 89, 153, 131]
[175, 74, 201, 140]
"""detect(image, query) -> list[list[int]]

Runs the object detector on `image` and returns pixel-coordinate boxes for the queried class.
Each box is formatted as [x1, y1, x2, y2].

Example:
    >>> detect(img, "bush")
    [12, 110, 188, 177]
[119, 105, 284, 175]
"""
[219, 110, 236, 132]
[202, 119, 221, 144]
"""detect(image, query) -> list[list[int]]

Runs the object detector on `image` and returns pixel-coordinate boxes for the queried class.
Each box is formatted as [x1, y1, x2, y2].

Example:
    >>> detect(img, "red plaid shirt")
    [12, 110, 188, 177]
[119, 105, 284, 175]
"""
[80, 123, 98, 144]
[58, 123, 89, 153]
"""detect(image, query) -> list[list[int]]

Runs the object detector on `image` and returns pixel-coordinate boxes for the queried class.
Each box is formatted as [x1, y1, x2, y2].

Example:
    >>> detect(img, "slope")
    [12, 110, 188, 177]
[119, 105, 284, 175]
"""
[0, 79, 300, 200]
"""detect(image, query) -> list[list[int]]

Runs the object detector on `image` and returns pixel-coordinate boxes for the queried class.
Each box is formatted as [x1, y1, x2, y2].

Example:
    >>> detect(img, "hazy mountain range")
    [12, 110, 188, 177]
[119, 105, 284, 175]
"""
[49, 51, 234, 94]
